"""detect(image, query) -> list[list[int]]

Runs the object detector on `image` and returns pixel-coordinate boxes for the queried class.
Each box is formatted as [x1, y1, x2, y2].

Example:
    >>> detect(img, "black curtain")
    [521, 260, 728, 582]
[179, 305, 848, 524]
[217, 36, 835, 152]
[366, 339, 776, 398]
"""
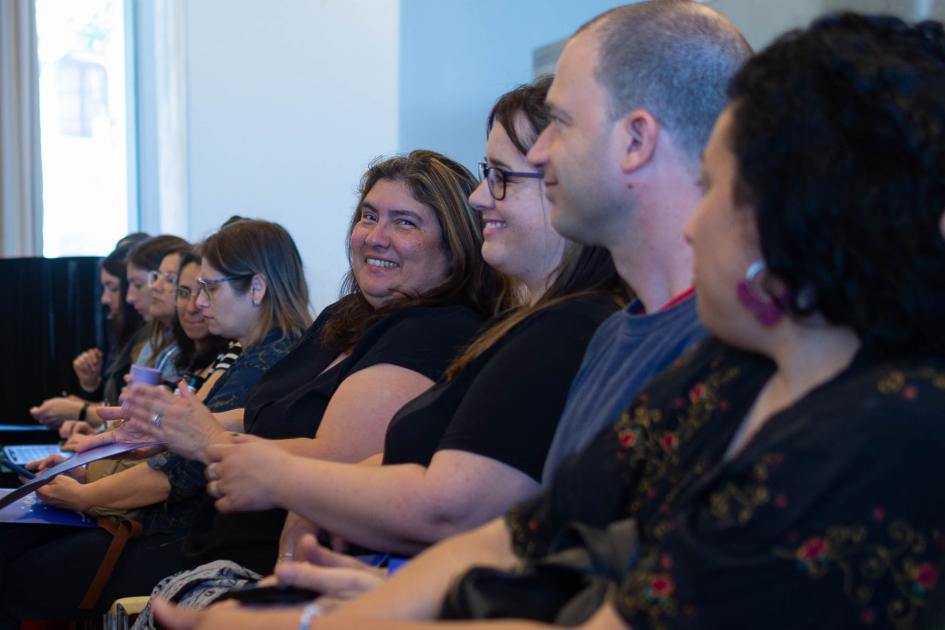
[1, 257, 106, 424]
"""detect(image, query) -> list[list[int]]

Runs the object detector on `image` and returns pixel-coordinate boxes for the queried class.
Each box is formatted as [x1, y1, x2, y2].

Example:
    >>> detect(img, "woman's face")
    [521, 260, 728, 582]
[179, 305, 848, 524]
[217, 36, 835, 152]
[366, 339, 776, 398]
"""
[684, 106, 766, 347]
[100, 269, 122, 320]
[470, 118, 566, 296]
[176, 261, 210, 341]
[350, 178, 450, 309]
[126, 263, 153, 322]
[148, 253, 181, 326]
[194, 261, 258, 343]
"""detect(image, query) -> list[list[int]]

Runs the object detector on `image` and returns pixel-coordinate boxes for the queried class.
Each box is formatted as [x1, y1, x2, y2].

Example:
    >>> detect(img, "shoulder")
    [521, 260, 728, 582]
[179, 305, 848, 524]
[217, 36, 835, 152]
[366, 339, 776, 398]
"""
[371, 304, 483, 339]
[840, 353, 945, 442]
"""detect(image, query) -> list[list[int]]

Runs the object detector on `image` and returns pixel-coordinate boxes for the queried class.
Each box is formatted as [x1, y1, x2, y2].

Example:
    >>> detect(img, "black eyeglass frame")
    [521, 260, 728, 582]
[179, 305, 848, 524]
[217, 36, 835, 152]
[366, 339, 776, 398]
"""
[478, 161, 543, 201]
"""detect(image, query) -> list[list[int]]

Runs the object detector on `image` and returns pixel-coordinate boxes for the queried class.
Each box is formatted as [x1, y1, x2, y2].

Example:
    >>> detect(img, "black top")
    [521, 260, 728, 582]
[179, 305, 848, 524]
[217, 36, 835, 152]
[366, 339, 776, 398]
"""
[505, 339, 945, 628]
[383, 295, 619, 482]
[182, 302, 483, 574]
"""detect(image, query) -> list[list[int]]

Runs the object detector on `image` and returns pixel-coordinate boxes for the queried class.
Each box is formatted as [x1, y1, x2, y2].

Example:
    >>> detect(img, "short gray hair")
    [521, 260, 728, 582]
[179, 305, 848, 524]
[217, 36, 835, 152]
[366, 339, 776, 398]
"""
[578, 0, 752, 161]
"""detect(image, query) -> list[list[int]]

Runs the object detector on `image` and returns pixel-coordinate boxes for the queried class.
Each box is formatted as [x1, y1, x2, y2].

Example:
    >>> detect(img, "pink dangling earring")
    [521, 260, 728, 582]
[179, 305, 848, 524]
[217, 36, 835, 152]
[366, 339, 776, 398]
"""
[736, 260, 783, 326]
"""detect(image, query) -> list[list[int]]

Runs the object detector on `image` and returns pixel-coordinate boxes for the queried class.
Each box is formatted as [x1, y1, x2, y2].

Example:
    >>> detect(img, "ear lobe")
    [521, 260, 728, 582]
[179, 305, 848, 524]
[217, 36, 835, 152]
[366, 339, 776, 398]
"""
[618, 110, 659, 174]
[251, 274, 268, 306]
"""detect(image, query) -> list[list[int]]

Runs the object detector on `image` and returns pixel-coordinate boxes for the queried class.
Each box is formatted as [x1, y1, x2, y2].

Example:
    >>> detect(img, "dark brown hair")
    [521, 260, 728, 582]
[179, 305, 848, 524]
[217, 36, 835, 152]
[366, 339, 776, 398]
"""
[201, 219, 312, 347]
[445, 79, 631, 379]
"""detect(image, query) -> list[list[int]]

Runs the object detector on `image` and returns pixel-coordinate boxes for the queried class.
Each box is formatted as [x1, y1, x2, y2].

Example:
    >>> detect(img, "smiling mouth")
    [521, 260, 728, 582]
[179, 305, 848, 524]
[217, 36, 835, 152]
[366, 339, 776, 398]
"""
[366, 258, 399, 269]
[483, 221, 507, 230]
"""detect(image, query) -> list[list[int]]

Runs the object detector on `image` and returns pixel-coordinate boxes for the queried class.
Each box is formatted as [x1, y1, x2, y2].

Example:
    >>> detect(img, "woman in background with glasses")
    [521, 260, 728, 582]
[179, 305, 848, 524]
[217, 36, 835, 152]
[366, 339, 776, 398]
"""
[0, 219, 310, 624]
[29, 234, 188, 429]
[124, 79, 630, 624]
[54, 151, 494, 619]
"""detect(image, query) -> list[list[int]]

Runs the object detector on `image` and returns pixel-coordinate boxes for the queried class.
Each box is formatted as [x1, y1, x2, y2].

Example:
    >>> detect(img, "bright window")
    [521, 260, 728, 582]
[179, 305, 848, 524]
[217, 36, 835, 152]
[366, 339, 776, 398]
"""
[35, 0, 135, 257]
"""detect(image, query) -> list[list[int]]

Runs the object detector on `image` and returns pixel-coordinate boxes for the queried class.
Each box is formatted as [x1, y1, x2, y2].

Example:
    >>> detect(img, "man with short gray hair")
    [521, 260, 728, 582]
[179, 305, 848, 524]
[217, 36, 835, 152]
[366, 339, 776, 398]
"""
[533, 0, 752, 482]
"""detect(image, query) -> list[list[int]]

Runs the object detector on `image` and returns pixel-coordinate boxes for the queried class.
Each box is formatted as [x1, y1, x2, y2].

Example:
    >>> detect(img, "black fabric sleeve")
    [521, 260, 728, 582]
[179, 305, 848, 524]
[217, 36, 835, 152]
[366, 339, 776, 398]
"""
[433, 302, 609, 481]
[347, 306, 481, 381]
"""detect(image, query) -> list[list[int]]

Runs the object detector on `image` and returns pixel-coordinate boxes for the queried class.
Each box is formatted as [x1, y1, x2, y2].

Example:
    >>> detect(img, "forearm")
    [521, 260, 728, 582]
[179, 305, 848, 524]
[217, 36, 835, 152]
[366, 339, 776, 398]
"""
[82, 461, 171, 509]
[321, 518, 516, 624]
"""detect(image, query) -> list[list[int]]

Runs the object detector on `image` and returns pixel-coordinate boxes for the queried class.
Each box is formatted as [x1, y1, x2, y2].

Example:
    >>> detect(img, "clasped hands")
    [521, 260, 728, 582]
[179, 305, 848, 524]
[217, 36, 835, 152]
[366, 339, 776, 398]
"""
[77, 383, 227, 463]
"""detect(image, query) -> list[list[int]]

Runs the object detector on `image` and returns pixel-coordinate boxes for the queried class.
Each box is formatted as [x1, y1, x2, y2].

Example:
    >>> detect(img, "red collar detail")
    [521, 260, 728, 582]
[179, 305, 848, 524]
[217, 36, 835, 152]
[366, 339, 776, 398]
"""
[657, 287, 695, 313]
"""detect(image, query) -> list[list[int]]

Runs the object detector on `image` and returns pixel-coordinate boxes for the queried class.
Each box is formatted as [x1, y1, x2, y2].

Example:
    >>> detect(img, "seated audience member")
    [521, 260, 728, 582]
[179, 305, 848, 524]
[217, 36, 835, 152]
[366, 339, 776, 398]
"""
[75, 151, 496, 601]
[172, 250, 242, 397]
[30, 234, 189, 429]
[129, 78, 629, 624]
[0, 220, 310, 622]
[72, 233, 149, 402]
[28, 234, 148, 428]
[58, 249, 238, 448]
[156, 11, 945, 630]
[532, 0, 752, 483]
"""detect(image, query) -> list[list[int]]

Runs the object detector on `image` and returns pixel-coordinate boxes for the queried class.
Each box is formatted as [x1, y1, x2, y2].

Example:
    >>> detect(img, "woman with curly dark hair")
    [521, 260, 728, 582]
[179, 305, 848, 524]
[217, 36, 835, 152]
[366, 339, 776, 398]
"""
[157, 11, 945, 630]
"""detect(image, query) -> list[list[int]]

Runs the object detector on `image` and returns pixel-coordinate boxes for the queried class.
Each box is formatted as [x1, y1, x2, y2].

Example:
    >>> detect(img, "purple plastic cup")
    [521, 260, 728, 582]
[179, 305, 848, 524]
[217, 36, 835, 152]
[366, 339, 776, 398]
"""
[129, 365, 162, 386]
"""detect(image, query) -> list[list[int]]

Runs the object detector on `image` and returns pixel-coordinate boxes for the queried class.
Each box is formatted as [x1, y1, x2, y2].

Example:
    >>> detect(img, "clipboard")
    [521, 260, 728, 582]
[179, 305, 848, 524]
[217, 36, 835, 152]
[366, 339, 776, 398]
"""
[0, 441, 163, 510]
[0, 489, 95, 526]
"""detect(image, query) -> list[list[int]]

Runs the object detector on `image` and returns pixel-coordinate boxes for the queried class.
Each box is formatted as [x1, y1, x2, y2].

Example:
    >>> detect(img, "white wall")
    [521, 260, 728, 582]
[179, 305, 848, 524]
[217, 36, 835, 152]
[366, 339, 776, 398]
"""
[398, 0, 625, 173]
[184, 0, 399, 313]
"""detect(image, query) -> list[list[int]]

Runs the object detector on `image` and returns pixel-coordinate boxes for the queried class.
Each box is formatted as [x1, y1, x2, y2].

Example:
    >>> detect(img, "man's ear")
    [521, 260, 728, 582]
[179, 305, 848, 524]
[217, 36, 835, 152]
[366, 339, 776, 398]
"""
[250, 273, 268, 306]
[617, 109, 659, 174]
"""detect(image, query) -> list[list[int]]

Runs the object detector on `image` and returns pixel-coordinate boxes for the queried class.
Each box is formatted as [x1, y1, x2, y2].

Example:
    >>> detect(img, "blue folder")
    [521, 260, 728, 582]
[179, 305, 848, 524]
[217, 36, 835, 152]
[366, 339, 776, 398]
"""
[0, 489, 95, 526]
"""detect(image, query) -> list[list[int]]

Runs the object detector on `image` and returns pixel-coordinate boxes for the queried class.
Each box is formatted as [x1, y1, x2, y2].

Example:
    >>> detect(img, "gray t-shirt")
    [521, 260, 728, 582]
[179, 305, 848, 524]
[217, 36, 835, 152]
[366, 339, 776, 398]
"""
[541, 295, 707, 484]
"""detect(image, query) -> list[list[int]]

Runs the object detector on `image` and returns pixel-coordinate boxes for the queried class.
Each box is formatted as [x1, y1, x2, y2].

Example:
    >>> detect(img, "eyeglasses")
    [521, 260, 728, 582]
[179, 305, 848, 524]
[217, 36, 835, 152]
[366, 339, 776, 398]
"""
[148, 270, 178, 288]
[478, 162, 543, 201]
[195, 274, 251, 301]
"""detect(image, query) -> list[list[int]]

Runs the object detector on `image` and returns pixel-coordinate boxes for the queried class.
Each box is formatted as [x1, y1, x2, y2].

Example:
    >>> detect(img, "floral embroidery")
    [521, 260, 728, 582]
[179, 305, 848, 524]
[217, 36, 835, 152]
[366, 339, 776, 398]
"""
[646, 573, 675, 600]
[774, 520, 937, 628]
[795, 536, 830, 570]
[618, 565, 680, 630]
[612, 363, 741, 518]
[707, 452, 783, 525]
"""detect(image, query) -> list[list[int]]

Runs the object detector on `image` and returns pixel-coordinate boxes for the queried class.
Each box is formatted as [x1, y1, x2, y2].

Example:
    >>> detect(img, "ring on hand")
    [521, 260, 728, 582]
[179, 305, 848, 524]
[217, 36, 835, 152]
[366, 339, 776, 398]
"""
[150, 412, 163, 429]
[206, 462, 220, 482]
[279, 552, 294, 560]
[208, 481, 222, 499]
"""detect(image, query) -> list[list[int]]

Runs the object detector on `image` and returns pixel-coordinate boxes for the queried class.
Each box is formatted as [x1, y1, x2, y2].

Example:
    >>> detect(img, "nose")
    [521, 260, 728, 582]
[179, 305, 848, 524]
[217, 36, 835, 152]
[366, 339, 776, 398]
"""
[364, 221, 390, 248]
[527, 126, 552, 169]
[101, 291, 110, 306]
[195, 288, 210, 310]
[468, 179, 494, 212]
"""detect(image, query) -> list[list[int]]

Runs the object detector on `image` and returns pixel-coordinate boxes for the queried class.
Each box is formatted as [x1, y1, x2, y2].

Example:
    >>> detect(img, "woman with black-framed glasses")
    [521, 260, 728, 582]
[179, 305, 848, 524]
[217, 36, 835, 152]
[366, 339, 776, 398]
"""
[129, 79, 632, 624]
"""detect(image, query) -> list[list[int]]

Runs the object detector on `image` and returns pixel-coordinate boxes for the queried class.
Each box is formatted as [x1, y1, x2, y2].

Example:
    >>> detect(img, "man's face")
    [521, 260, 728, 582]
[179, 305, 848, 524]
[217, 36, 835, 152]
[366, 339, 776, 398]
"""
[527, 31, 622, 247]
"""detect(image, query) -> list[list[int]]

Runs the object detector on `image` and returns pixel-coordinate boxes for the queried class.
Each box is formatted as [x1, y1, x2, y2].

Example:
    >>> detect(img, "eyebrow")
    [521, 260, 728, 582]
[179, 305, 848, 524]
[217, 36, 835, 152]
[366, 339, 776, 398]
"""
[546, 100, 572, 124]
[361, 202, 424, 223]
[486, 156, 514, 171]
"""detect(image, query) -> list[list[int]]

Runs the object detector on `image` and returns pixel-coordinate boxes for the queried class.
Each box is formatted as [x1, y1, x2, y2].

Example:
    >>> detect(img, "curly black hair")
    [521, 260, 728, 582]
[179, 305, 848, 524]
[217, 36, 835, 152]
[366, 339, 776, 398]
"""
[727, 12, 945, 355]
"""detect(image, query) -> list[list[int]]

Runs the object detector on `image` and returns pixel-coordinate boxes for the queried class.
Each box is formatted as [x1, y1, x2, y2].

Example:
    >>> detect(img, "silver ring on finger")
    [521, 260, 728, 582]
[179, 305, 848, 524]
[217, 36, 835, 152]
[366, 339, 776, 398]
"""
[206, 462, 220, 482]
[208, 480, 222, 499]
[150, 412, 163, 429]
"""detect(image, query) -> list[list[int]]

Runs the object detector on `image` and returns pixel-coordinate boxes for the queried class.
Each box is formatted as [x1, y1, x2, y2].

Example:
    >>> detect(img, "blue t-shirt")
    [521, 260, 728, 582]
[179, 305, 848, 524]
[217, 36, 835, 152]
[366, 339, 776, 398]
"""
[541, 295, 707, 484]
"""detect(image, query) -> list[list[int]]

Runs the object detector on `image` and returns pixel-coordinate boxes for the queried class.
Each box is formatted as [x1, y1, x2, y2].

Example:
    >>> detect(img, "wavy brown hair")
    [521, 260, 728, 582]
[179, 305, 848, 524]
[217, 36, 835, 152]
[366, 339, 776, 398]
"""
[321, 150, 509, 352]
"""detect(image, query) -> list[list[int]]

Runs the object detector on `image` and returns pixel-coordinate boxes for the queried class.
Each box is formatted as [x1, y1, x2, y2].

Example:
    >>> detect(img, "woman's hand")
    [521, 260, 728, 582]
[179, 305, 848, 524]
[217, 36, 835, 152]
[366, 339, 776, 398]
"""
[36, 475, 90, 511]
[205, 436, 290, 513]
[152, 599, 302, 630]
[73, 348, 103, 392]
[29, 396, 84, 427]
[59, 420, 96, 440]
[275, 533, 386, 606]
[25, 453, 85, 480]
[118, 383, 228, 462]
[279, 512, 321, 560]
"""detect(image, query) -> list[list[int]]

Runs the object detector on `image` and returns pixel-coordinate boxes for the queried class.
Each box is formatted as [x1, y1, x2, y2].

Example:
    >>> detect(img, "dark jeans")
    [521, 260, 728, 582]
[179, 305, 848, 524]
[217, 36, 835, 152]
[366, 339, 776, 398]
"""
[0, 523, 186, 627]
